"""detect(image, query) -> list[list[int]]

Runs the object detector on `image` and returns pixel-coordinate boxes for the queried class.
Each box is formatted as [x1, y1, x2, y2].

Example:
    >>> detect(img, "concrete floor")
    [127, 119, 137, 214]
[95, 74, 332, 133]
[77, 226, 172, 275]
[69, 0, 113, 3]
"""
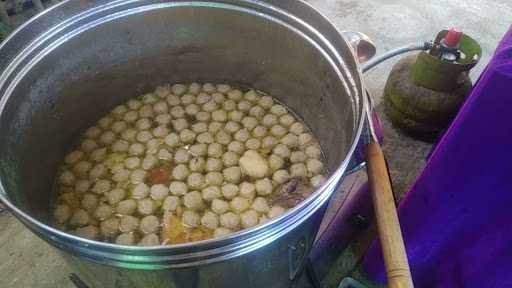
[1, 1, 511, 287]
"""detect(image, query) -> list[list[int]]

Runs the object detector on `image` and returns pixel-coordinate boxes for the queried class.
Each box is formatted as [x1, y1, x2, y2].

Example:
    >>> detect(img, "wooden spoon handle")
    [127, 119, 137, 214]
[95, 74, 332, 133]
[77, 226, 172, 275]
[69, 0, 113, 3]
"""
[366, 141, 414, 288]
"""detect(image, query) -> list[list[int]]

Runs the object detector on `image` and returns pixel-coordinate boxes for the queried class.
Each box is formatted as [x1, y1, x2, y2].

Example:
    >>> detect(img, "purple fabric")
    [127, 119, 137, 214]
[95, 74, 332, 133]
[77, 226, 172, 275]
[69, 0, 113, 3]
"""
[363, 26, 512, 288]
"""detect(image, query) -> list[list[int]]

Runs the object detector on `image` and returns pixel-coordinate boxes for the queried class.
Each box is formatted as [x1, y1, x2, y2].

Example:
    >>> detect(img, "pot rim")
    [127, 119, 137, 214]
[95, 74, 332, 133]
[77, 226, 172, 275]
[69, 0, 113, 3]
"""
[0, 0, 366, 268]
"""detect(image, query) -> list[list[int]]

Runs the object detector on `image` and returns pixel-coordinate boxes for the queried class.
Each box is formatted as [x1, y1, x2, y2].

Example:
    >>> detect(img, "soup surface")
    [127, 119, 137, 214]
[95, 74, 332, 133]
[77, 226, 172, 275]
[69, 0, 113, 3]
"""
[52, 83, 327, 246]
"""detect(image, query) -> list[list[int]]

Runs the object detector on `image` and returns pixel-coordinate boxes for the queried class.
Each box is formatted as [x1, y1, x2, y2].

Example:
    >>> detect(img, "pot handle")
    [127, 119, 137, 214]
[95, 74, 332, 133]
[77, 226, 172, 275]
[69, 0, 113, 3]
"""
[341, 31, 377, 63]
[341, 31, 432, 73]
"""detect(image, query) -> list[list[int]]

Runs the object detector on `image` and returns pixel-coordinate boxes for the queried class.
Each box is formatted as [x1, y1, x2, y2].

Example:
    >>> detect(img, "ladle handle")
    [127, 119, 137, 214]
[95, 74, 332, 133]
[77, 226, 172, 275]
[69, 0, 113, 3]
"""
[366, 141, 414, 288]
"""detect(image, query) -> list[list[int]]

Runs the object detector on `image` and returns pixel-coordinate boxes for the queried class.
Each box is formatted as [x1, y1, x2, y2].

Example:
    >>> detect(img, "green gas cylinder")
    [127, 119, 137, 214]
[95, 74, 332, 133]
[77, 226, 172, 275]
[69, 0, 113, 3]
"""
[384, 30, 481, 140]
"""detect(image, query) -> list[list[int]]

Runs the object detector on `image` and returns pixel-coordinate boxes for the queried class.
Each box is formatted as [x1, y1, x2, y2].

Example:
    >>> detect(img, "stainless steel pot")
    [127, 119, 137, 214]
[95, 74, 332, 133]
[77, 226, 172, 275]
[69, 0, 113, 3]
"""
[0, 1, 366, 287]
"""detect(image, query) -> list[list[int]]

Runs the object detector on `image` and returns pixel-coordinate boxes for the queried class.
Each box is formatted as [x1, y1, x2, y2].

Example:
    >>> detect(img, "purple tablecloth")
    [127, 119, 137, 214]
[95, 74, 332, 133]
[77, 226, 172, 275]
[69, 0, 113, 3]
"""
[363, 26, 512, 288]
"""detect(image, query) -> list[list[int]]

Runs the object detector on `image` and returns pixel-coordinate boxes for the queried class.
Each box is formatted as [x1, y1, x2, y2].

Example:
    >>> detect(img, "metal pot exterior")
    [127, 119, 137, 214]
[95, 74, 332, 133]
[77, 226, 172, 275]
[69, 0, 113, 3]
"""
[0, 1, 365, 287]
[62, 209, 325, 288]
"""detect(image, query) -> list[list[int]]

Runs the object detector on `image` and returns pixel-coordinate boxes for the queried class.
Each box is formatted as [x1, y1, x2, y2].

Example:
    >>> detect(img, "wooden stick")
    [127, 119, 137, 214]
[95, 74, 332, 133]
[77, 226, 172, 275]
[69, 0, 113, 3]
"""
[366, 141, 414, 288]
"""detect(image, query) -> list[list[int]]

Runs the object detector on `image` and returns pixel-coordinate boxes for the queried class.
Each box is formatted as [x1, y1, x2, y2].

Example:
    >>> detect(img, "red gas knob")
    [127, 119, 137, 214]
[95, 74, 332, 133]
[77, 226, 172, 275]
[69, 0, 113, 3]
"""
[443, 28, 464, 48]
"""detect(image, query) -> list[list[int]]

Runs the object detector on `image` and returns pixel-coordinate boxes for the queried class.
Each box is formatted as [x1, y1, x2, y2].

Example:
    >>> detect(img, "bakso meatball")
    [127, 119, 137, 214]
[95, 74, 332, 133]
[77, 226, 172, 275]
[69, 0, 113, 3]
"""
[255, 178, 273, 196]
[204, 172, 224, 186]
[214, 227, 232, 238]
[132, 183, 149, 199]
[310, 175, 326, 188]
[240, 209, 259, 229]
[290, 163, 308, 177]
[140, 215, 160, 234]
[306, 158, 324, 175]
[137, 198, 156, 215]
[100, 218, 120, 238]
[54, 204, 71, 224]
[230, 197, 251, 213]
[223, 166, 242, 184]
[75, 225, 99, 240]
[172, 84, 187, 95]
[183, 210, 201, 227]
[305, 144, 322, 159]
[150, 184, 169, 201]
[220, 212, 240, 229]
[116, 233, 136, 245]
[65, 151, 84, 165]
[138, 234, 160, 246]
[93, 204, 113, 221]
[201, 211, 219, 230]
[183, 191, 205, 211]
[239, 150, 269, 179]
[268, 205, 286, 219]
[211, 199, 230, 215]
[221, 184, 239, 200]
[162, 196, 181, 212]
[117, 199, 137, 215]
[169, 181, 188, 196]
[251, 197, 270, 214]
[239, 182, 256, 199]
[69, 209, 90, 227]
[81, 194, 98, 211]
[202, 186, 221, 202]
[119, 215, 140, 233]
[272, 170, 290, 184]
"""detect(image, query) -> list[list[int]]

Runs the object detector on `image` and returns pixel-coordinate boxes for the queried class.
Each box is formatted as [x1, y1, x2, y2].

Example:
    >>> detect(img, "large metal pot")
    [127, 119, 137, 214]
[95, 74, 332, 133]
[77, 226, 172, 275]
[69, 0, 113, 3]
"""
[0, 0, 366, 287]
